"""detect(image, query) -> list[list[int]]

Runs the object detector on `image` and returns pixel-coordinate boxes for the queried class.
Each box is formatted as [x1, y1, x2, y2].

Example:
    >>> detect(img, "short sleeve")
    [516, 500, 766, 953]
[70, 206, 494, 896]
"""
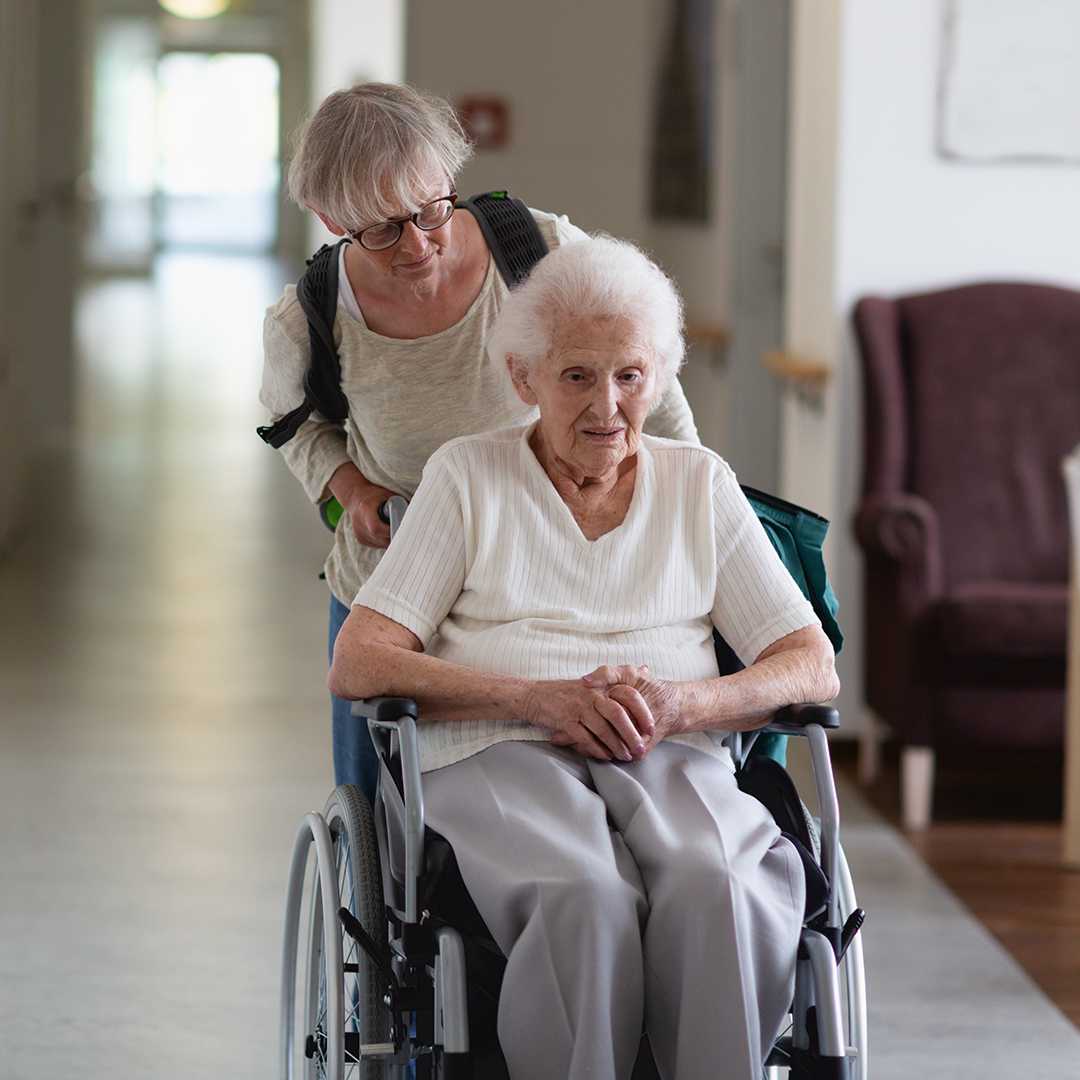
[353, 450, 467, 647]
[710, 465, 819, 666]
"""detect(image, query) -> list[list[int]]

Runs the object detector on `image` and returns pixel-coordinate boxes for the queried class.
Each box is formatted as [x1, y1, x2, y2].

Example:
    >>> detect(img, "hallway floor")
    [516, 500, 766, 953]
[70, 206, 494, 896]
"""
[0, 254, 335, 1076]
[1, 253, 1077, 1078]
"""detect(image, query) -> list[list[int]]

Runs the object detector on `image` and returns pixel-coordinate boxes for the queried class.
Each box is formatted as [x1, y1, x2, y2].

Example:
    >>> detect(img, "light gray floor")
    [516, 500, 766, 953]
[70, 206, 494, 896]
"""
[1, 253, 1077, 1077]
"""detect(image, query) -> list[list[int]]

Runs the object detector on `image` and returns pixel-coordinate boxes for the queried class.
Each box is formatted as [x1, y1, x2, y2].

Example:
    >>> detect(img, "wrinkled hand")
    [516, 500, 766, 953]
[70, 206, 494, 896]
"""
[578, 665, 683, 755]
[345, 483, 396, 548]
[523, 675, 653, 762]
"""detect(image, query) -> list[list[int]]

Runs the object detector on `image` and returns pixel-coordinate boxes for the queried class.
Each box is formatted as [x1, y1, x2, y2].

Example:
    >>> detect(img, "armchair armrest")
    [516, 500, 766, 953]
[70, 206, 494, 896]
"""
[853, 492, 944, 606]
[853, 493, 943, 740]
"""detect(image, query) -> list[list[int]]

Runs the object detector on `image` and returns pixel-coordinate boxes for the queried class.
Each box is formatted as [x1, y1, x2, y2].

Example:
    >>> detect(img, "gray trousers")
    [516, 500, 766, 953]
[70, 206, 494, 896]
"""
[423, 740, 805, 1080]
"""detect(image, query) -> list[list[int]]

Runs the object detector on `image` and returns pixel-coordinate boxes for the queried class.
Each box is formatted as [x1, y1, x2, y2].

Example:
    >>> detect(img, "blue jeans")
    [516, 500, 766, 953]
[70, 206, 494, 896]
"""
[330, 596, 415, 1075]
[329, 595, 379, 805]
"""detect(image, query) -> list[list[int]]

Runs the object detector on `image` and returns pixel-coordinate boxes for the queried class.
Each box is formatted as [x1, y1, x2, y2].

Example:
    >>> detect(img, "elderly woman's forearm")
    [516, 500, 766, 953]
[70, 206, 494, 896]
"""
[677, 635, 839, 734]
[328, 642, 531, 721]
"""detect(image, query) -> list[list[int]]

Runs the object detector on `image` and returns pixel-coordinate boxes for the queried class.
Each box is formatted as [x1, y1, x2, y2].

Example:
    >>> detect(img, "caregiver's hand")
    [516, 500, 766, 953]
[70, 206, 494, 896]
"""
[346, 483, 397, 548]
[581, 666, 683, 755]
[329, 463, 396, 549]
[523, 677, 650, 762]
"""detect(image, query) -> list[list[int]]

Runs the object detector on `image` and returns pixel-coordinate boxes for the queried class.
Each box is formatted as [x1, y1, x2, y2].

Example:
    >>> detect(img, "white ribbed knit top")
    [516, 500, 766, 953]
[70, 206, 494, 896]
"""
[355, 424, 819, 772]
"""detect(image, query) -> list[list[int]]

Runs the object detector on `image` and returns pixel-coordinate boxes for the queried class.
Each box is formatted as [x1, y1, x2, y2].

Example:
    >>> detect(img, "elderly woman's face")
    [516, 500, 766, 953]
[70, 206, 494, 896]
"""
[513, 315, 658, 476]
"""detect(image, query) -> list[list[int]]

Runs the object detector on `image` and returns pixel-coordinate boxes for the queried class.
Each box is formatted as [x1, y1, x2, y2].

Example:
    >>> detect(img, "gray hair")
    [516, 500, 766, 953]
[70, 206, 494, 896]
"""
[488, 236, 685, 393]
[287, 82, 473, 231]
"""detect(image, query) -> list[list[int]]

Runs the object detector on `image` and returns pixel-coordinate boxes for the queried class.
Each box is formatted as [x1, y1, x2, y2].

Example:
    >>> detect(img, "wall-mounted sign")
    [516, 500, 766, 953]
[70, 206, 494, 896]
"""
[457, 96, 510, 150]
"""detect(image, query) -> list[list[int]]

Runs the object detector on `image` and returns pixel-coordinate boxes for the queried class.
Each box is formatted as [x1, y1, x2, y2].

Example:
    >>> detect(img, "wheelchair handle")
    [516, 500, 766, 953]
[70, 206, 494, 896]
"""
[379, 495, 409, 540]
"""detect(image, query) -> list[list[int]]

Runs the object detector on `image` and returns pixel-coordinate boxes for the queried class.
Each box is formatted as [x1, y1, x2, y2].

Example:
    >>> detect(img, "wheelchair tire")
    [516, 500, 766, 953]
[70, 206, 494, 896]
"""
[306, 785, 393, 1080]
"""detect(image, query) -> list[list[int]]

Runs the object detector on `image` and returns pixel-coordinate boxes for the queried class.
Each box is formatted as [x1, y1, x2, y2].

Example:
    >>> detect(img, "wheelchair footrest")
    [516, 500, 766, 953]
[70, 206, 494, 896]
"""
[769, 1037, 853, 1079]
[774, 1005, 855, 1079]
[305, 1033, 400, 1062]
[786, 1047, 852, 1079]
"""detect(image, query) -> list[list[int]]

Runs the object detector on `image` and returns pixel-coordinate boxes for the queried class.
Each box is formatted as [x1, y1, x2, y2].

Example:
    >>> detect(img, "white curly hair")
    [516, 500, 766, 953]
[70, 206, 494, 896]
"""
[487, 236, 685, 396]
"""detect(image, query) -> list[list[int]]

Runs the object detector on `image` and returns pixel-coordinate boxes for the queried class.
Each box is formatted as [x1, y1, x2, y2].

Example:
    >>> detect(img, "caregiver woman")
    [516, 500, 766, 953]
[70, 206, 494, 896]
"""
[258, 83, 700, 800]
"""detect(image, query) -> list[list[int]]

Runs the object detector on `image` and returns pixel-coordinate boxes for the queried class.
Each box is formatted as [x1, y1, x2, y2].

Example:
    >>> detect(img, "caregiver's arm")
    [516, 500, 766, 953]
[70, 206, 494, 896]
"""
[328, 605, 650, 761]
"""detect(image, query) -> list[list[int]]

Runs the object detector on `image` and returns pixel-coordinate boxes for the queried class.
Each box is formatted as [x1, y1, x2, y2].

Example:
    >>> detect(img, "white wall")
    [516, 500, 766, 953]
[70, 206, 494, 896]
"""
[783, 0, 1080, 734]
[311, 0, 403, 103]
[307, 0, 404, 248]
[406, 0, 656, 243]
[405, 0, 734, 453]
[837, 0, 1080, 299]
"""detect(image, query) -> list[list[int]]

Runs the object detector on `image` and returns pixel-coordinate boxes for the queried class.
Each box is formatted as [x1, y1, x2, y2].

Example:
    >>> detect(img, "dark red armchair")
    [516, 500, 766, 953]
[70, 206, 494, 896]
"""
[852, 283, 1079, 827]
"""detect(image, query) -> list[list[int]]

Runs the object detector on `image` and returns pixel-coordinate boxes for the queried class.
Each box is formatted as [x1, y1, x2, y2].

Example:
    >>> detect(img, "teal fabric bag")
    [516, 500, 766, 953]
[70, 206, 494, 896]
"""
[730, 485, 843, 766]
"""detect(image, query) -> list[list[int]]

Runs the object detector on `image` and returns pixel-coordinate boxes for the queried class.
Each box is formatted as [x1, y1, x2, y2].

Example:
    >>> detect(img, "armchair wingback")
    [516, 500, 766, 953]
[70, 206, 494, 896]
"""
[853, 283, 1080, 818]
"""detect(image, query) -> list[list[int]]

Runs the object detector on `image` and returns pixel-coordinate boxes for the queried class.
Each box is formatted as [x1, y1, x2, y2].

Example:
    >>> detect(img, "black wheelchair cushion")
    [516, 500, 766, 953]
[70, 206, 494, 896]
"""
[420, 829, 498, 944]
[420, 829, 508, 1065]
[736, 754, 829, 923]
[737, 754, 818, 859]
[781, 831, 829, 923]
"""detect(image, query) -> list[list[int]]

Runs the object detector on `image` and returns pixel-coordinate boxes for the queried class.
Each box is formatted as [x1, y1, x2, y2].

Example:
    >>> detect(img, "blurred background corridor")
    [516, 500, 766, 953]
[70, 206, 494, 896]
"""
[1, 1, 1079, 1077]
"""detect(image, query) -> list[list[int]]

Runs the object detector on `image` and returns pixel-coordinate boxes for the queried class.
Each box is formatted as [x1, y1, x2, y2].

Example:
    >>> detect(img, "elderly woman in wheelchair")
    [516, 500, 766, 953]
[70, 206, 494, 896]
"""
[322, 237, 846, 1080]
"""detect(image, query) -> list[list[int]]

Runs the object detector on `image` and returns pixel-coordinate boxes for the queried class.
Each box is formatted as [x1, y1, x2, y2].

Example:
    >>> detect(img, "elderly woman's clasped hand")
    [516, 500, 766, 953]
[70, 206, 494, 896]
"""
[524, 664, 683, 762]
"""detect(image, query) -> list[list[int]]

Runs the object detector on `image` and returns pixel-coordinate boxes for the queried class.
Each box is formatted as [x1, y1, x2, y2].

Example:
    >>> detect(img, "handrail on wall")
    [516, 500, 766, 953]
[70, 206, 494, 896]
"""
[686, 322, 730, 370]
[762, 349, 831, 407]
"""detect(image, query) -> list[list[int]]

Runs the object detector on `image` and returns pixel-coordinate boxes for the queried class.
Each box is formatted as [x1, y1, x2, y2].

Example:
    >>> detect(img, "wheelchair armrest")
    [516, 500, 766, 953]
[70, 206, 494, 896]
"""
[748, 704, 844, 929]
[763, 703, 840, 734]
[351, 696, 418, 723]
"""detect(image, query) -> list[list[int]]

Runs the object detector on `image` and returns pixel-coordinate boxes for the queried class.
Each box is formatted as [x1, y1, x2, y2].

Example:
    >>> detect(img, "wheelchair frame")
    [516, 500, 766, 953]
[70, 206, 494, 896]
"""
[281, 698, 868, 1080]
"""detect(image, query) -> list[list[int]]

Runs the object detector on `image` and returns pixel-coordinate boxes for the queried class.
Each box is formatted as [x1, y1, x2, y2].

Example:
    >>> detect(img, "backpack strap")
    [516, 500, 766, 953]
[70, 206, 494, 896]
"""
[256, 238, 350, 448]
[457, 191, 549, 287]
[257, 191, 548, 450]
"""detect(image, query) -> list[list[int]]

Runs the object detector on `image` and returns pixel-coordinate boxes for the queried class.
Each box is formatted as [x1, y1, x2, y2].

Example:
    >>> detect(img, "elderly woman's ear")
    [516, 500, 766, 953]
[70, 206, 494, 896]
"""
[312, 209, 347, 238]
[506, 354, 538, 406]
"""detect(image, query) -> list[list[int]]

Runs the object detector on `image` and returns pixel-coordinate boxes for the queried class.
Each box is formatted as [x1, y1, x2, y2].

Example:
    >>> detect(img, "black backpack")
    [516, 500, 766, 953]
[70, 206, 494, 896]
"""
[256, 191, 549, 449]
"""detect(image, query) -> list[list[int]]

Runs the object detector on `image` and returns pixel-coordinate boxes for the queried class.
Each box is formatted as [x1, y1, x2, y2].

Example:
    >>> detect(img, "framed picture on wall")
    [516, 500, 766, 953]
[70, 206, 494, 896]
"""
[937, 0, 1080, 164]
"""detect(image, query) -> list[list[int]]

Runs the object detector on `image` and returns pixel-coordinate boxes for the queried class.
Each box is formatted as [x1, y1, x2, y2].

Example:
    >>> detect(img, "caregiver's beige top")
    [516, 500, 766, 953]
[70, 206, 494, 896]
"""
[356, 425, 820, 772]
[259, 210, 699, 604]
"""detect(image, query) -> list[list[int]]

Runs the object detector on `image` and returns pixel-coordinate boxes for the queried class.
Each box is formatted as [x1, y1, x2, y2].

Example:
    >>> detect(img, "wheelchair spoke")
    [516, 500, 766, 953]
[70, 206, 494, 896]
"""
[298, 788, 388, 1080]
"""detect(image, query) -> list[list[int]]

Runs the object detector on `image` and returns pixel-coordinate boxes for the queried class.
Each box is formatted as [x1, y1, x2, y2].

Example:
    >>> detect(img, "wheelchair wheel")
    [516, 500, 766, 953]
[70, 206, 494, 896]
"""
[305, 785, 392, 1080]
[836, 844, 868, 1080]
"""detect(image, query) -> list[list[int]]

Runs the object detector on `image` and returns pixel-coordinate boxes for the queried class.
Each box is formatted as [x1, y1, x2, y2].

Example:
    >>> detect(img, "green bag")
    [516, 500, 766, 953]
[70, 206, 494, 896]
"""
[738, 485, 843, 766]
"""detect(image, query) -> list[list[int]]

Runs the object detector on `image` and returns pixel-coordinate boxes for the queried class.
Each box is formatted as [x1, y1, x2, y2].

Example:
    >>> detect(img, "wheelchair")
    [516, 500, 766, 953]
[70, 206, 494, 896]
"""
[280, 697, 868, 1080]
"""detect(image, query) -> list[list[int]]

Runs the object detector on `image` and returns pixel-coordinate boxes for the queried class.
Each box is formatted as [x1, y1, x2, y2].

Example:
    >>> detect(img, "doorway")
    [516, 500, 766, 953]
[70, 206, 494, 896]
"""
[155, 50, 280, 252]
[86, 24, 281, 269]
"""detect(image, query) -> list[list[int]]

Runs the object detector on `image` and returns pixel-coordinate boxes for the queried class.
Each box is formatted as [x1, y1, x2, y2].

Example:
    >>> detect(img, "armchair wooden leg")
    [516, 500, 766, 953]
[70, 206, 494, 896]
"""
[857, 711, 884, 786]
[901, 746, 935, 830]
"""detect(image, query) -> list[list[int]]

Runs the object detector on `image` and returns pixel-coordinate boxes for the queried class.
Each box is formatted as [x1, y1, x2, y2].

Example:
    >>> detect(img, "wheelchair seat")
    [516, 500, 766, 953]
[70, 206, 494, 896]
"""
[394, 736, 838, 1078]
[281, 702, 867, 1080]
